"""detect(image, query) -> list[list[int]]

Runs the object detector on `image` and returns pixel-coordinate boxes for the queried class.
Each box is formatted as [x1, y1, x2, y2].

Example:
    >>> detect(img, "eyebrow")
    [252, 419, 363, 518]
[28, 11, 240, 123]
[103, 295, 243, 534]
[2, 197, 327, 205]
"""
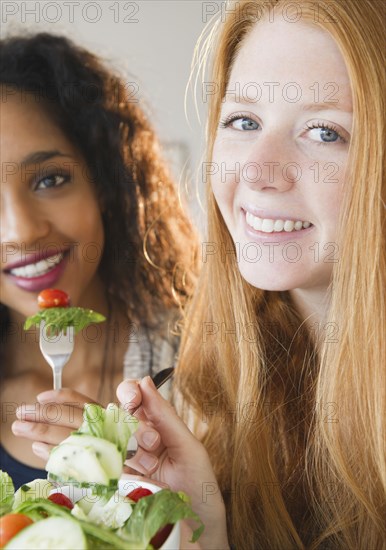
[301, 102, 352, 113]
[223, 96, 352, 112]
[20, 150, 75, 168]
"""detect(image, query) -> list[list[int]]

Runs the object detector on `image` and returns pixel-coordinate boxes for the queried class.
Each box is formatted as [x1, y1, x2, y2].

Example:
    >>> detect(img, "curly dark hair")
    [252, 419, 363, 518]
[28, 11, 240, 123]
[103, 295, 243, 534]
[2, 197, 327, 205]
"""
[0, 32, 197, 330]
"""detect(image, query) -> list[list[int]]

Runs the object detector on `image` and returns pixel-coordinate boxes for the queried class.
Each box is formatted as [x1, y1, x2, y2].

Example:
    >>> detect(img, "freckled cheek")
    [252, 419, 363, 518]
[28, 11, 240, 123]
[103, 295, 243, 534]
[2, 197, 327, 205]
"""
[211, 151, 242, 233]
[322, 164, 346, 224]
[211, 176, 238, 235]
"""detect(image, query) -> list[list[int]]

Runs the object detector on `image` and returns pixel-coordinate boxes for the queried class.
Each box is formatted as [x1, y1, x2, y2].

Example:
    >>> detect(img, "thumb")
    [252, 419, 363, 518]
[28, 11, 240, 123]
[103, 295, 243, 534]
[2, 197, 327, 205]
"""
[139, 376, 196, 451]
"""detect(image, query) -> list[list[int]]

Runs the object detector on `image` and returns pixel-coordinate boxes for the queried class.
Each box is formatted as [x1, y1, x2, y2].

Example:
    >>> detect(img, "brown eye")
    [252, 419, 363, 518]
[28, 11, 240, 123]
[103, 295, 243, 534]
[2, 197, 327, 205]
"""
[35, 174, 69, 190]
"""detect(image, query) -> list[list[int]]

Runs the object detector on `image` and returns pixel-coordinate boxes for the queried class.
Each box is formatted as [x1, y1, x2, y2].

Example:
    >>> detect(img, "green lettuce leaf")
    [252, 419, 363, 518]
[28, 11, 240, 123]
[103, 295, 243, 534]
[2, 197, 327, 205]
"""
[3, 476, 204, 548]
[24, 307, 105, 334]
[119, 489, 204, 548]
[0, 470, 14, 515]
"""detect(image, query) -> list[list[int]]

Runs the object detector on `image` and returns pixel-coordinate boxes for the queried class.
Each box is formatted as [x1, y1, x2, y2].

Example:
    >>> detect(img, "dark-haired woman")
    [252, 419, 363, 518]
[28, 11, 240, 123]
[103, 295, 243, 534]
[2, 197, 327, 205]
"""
[0, 33, 197, 488]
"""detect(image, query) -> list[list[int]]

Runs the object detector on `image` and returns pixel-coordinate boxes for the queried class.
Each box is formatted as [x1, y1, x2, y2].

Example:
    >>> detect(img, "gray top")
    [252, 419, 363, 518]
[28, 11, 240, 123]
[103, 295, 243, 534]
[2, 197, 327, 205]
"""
[123, 323, 179, 399]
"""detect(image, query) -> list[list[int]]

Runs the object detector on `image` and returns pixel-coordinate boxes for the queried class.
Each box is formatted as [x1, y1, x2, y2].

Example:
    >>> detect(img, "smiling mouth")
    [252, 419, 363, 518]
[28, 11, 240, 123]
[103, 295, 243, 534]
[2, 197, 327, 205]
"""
[6, 252, 65, 279]
[245, 211, 312, 233]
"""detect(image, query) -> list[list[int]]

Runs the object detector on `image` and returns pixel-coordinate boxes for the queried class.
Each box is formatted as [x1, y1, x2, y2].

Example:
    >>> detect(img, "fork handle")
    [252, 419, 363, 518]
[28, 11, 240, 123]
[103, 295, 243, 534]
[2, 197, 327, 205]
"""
[53, 369, 62, 390]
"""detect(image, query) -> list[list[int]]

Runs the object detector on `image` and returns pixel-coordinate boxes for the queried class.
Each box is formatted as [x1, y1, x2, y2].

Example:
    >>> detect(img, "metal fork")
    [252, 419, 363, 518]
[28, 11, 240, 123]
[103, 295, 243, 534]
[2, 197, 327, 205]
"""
[39, 321, 75, 390]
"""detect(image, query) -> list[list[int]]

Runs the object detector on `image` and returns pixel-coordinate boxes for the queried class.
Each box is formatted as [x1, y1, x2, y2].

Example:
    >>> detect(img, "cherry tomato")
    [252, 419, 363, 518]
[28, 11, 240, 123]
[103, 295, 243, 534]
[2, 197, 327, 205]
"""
[126, 487, 153, 502]
[48, 493, 74, 510]
[0, 513, 33, 546]
[150, 523, 173, 549]
[38, 289, 70, 309]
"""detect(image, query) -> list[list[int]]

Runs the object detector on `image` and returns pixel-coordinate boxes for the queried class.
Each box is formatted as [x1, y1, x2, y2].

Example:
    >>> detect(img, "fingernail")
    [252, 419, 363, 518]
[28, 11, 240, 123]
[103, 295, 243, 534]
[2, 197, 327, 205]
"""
[143, 376, 157, 390]
[125, 391, 137, 404]
[138, 453, 158, 471]
[32, 442, 48, 459]
[16, 409, 36, 420]
[37, 391, 55, 403]
[142, 431, 159, 448]
[12, 421, 29, 434]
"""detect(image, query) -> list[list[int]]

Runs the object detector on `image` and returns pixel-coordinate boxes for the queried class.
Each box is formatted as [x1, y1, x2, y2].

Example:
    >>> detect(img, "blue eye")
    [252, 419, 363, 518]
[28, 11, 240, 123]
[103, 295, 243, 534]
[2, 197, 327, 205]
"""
[35, 173, 70, 190]
[319, 127, 339, 142]
[219, 115, 260, 131]
[234, 117, 259, 131]
[306, 122, 346, 144]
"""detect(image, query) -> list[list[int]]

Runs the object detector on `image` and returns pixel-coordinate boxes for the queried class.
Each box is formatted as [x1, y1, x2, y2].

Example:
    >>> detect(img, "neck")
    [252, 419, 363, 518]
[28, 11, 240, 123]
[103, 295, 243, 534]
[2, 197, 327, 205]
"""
[289, 285, 331, 330]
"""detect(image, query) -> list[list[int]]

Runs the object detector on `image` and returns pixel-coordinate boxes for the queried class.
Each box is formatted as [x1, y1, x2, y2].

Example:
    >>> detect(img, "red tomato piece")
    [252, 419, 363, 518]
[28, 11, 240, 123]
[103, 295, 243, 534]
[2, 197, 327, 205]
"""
[126, 487, 153, 502]
[48, 493, 74, 510]
[38, 289, 70, 309]
[0, 513, 34, 546]
[150, 523, 173, 549]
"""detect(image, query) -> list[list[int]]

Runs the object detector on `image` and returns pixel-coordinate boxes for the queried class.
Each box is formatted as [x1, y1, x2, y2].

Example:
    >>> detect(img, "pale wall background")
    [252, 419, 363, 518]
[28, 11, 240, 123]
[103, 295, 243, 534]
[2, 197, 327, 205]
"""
[1, 0, 223, 228]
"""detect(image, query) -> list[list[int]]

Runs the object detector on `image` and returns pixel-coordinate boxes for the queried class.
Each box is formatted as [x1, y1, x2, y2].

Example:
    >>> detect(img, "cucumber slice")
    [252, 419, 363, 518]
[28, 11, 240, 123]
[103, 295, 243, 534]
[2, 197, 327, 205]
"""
[46, 434, 122, 485]
[5, 516, 87, 549]
[103, 404, 138, 460]
[46, 443, 109, 486]
[65, 434, 122, 480]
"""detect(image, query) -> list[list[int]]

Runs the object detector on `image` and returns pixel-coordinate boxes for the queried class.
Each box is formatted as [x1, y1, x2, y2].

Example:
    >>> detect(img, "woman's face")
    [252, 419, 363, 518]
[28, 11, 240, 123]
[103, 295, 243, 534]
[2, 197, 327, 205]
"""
[0, 92, 105, 318]
[211, 18, 353, 293]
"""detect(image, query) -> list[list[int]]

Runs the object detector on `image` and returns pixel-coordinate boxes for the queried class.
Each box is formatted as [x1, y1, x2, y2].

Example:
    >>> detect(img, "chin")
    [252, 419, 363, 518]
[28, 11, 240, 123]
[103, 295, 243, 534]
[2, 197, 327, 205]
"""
[238, 262, 305, 292]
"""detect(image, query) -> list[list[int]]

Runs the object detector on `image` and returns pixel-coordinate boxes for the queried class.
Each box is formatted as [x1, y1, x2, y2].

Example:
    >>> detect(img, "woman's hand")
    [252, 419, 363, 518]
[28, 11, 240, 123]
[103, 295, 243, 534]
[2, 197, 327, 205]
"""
[117, 376, 230, 550]
[11, 389, 96, 461]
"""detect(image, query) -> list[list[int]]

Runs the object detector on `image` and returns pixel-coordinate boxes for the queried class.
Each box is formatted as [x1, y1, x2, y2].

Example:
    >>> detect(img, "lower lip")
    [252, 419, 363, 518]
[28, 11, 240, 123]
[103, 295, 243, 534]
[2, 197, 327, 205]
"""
[242, 210, 314, 242]
[5, 253, 69, 292]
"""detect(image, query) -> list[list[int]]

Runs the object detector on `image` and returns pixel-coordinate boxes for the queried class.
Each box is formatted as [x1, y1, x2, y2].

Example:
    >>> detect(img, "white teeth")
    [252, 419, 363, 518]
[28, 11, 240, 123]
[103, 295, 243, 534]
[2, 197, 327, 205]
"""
[246, 212, 311, 234]
[261, 219, 274, 233]
[25, 264, 37, 276]
[253, 217, 262, 231]
[274, 220, 284, 232]
[10, 253, 64, 278]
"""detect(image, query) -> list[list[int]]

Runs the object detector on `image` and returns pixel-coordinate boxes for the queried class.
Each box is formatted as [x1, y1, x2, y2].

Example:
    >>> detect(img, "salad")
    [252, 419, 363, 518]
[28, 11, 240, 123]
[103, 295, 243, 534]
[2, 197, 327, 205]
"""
[24, 289, 106, 334]
[0, 402, 203, 548]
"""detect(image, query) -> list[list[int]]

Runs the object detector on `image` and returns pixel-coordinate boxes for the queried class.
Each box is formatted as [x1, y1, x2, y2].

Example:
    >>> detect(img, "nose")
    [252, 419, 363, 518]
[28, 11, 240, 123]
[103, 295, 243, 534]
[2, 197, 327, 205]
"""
[242, 132, 300, 193]
[0, 190, 51, 249]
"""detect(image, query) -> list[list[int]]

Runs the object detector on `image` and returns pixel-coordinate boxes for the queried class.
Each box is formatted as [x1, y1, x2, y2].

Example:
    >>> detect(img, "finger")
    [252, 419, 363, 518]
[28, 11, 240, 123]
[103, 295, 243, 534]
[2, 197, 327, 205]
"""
[139, 376, 198, 452]
[119, 473, 169, 490]
[122, 464, 145, 476]
[116, 379, 141, 410]
[116, 379, 148, 422]
[37, 388, 98, 406]
[32, 441, 53, 461]
[12, 420, 72, 445]
[134, 423, 161, 452]
[124, 447, 159, 476]
[16, 403, 84, 429]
